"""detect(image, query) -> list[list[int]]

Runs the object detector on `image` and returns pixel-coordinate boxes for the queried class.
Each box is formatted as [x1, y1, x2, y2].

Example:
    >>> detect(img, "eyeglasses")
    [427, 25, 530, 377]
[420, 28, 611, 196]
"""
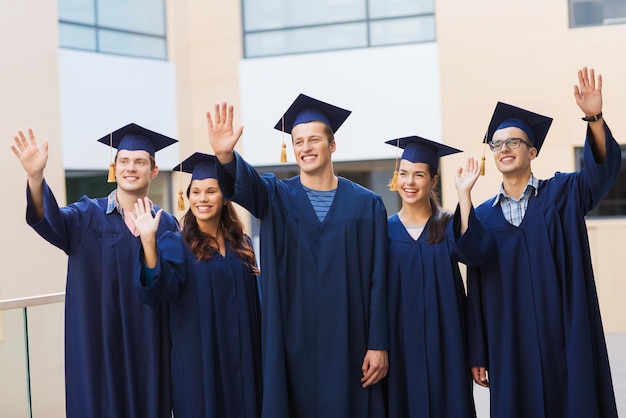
[488, 137, 533, 152]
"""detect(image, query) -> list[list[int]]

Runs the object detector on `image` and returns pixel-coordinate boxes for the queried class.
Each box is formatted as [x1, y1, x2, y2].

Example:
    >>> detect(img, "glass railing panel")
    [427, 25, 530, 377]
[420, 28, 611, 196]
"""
[0, 308, 31, 418]
[27, 302, 65, 417]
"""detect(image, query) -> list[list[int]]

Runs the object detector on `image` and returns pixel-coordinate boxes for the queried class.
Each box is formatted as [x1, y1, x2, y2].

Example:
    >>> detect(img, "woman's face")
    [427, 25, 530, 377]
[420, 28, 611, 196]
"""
[188, 178, 224, 224]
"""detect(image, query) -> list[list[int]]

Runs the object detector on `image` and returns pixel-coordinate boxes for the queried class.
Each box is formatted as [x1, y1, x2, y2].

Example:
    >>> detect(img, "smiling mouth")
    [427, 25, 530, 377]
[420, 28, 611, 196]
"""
[301, 155, 316, 162]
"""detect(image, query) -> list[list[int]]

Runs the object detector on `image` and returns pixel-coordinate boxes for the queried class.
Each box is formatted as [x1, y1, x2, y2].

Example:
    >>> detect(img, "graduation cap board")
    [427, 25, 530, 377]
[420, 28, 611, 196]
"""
[483, 102, 553, 155]
[273, 94, 352, 163]
[97, 123, 178, 182]
[173, 152, 218, 210]
[385, 135, 462, 191]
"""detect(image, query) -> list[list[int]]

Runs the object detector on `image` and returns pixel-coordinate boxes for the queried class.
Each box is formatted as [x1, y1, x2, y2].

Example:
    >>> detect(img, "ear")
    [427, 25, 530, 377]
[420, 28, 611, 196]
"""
[151, 165, 159, 179]
[528, 147, 538, 161]
[431, 174, 439, 190]
[329, 139, 337, 154]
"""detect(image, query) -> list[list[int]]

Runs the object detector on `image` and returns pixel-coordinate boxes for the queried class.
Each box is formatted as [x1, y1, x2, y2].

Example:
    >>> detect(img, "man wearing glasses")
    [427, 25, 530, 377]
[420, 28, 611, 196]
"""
[466, 67, 619, 418]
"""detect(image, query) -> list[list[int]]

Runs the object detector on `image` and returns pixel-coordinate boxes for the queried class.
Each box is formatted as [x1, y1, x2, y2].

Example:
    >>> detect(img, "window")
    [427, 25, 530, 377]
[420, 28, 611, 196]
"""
[58, 0, 167, 60]
[569, 0, 626, 28]
[242, 0, 435, 58]
[576, 145, 626, 217]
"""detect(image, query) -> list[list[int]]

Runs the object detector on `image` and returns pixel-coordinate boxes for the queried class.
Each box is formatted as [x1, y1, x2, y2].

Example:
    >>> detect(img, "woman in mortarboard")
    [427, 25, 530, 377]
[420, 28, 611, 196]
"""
[385, 136, 488, 418]
[131, 152, 262, 418]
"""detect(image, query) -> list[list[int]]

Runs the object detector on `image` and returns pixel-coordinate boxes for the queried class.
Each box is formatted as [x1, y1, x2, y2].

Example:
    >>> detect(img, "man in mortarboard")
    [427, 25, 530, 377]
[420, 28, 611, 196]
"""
[467, 67, 619, 418]
[11, 123, 179, 417]
[206, 95, 389, 418]
[384, 136, 488, 418]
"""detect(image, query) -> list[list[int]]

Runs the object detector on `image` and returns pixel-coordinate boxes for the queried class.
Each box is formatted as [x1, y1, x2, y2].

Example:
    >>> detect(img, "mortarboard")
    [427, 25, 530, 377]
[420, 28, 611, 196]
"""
[385, 136, 462, 191]
[97, 123, 178, 182]
[484, 102, 553, 154]
[173, 152, 218, 210]
[273, 94, 352, 163]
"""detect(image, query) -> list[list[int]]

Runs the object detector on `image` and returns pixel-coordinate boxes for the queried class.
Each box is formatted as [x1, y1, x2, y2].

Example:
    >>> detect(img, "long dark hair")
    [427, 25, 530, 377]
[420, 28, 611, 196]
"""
[181, 186, 259, 275]
[425, 164, 452, 245]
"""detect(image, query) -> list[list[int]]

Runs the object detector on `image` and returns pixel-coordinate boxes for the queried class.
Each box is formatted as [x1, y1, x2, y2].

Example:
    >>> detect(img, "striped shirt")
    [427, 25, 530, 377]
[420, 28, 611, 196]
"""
[493, 174, 539, 227]
[303, 185, 336, 222]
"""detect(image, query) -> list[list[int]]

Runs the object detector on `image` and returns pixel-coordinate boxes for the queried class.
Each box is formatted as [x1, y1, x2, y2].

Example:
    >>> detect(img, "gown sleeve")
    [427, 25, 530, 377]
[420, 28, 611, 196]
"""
[216, 151, 274, 220]
[135, 231, 187, 305]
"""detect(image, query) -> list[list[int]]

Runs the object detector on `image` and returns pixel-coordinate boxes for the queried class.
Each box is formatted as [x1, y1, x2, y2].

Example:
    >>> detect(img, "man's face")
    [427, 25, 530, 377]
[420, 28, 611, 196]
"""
[492, 126, 537, 176]
[114, 149, 158, 193]
[291, 121, 336, 176]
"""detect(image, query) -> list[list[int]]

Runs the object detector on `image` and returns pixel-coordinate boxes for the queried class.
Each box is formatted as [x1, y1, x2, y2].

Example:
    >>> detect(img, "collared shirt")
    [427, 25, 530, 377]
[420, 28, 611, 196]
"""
[106, 189, 156, 217]
[106, 189, 123, 215]
[493, 174, 539, 227]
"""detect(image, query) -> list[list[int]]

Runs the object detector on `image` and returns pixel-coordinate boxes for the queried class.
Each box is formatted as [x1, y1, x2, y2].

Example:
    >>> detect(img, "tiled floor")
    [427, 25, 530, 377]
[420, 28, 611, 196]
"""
[473, 332, 626, 417]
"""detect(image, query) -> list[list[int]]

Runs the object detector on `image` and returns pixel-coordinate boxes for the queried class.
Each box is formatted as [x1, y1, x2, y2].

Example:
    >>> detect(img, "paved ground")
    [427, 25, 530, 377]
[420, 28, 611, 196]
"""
[473, 332, 626, 417]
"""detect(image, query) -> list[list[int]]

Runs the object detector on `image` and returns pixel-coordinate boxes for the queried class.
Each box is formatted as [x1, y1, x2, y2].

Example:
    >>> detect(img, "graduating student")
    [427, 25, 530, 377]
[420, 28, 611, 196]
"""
[132, 152, 262, 418]
[10, 124, 179, 417]
[385, 136, 486, 418]
[467, 67, 619, 418]
[207, 96, 389, 418]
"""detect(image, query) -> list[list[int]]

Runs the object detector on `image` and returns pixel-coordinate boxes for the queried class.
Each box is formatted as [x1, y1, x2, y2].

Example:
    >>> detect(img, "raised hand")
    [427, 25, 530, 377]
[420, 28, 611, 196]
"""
[455, 157, 480, 195]
[574, 67, 602, 117]
[131, 197, 163, 240]
[11, 128, 48, 179]
[206, 102, 244, 163]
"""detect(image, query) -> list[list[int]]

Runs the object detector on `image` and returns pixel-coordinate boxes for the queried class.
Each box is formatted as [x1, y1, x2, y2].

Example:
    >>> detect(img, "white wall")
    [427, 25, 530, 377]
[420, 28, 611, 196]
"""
[239, 43, 443, 166]
[58, 49, 180, 170]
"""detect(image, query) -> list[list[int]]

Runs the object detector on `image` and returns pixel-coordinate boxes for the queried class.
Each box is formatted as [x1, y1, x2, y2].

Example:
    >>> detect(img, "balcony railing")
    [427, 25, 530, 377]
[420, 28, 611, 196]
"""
[0, 293, 65, 418]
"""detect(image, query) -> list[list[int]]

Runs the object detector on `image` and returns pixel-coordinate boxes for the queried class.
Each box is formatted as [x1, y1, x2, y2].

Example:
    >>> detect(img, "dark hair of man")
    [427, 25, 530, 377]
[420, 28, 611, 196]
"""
[322, 123, 335, 145]
[425, 164, 452, 245]
[181, 185, 259, 275]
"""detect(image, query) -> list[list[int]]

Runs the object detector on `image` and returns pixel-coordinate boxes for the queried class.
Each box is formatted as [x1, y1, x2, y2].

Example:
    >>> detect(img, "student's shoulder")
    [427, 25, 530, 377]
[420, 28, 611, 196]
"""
[340, 177, 380, 198]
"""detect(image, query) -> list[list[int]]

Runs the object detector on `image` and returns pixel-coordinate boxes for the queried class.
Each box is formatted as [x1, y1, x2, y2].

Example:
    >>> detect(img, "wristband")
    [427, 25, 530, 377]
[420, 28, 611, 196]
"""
[582, 112, 602, 122]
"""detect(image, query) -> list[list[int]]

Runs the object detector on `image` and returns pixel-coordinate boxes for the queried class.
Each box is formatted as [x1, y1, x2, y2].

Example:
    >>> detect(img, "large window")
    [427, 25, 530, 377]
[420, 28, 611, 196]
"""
[576, 145, 626, 217]
[242, 0, 435, 58]
[58, 0, 167, 59]
[569, 0, 626, 28]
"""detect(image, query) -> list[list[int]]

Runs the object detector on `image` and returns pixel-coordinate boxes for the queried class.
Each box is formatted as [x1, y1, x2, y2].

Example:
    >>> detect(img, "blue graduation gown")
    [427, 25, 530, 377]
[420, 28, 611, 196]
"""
[386, 208, 487, 418]
[216, 152, 389, 418]
[26, 181, 178, 418]
[135, 232, 262, 418]
[467, 123, 620, 418]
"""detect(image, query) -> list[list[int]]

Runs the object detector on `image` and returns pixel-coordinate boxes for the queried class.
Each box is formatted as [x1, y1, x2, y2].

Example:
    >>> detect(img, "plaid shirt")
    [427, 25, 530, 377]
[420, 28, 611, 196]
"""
[493, 174, 539, 227]
[106, 189, 123, 215]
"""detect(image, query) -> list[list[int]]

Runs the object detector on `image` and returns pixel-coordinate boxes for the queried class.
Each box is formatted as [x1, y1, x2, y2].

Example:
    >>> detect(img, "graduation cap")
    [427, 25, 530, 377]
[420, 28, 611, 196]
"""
[273, 93, 352, 163]
[97, 123, 178, 182]
[385, 136, 462, 191]
[480, 102, 553, 174]
[173, 152, 217, 210]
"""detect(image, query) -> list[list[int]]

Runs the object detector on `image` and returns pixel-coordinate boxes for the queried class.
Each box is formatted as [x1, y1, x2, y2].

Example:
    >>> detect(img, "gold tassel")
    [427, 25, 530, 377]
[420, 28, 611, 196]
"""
[107, 133, 116, 182]
[107, 162, 116, 183]
[480, 134, 487, 176]
[388, 137, 400, 191]
[280, 116, 287, 163]
[177, 163, 185, 210]
[388, 170, 398, 191]
[177, 190, 185, 211]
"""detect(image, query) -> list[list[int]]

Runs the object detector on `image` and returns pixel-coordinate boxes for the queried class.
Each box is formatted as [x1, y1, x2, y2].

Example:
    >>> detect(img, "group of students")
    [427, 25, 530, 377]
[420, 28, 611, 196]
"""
[10, 66, 619, 418]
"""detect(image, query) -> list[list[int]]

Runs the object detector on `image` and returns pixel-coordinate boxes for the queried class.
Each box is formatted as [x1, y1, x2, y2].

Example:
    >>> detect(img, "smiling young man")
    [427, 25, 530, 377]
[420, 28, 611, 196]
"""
[11, 124, 179, 418]
[207, 95, 389, 418]
[466, 67, 619, 418]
